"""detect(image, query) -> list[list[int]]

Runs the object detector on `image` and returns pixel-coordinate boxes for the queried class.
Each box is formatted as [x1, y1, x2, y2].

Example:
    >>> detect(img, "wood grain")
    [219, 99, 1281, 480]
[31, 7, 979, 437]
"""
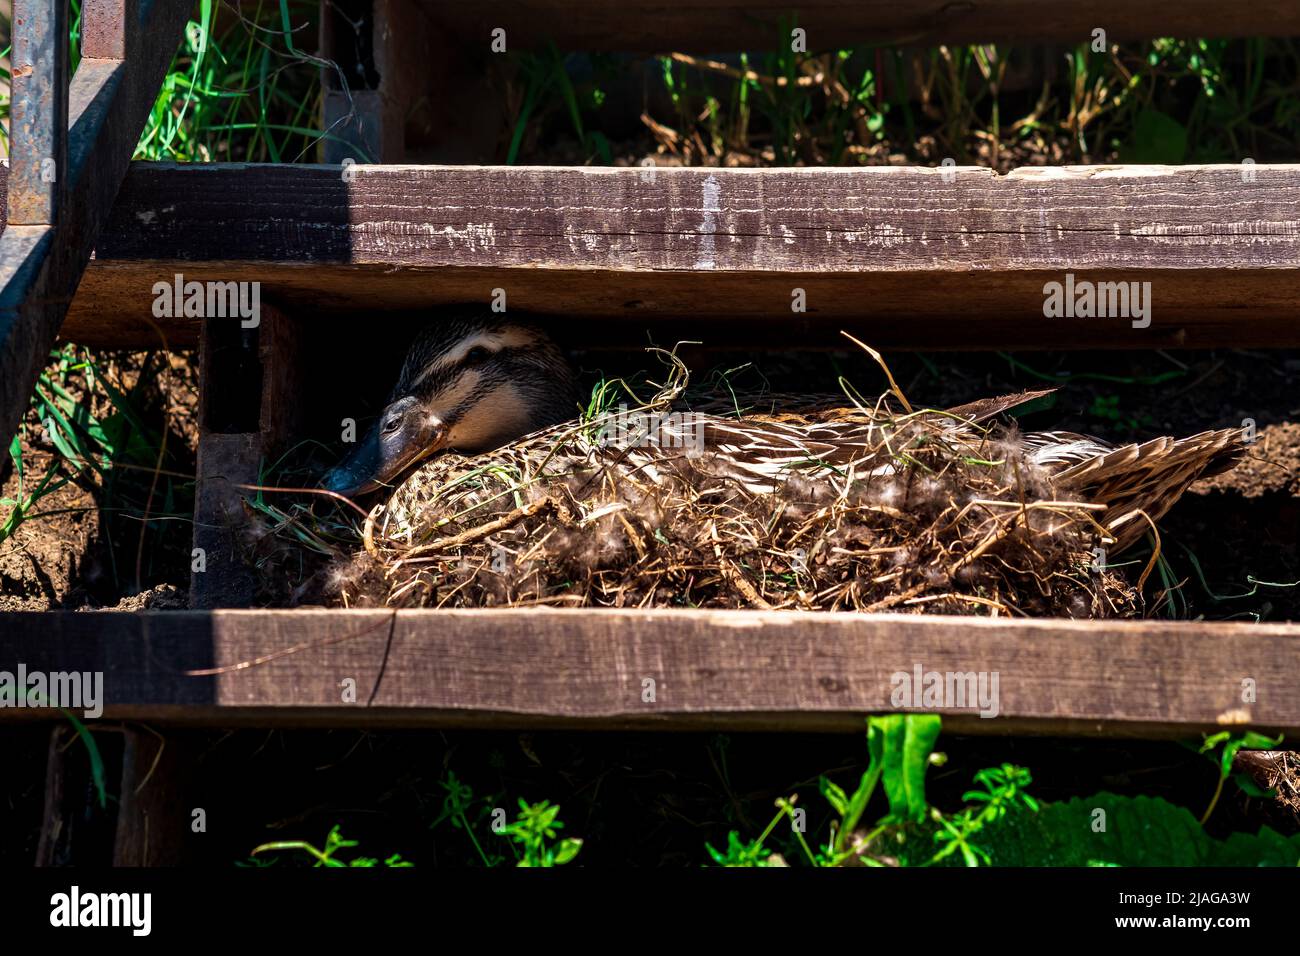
[320, 0, 498, 164]
[34, 726, 77, 866]
[189, 433, 261, 609]
[257, 304, 305, 458]
[112, 728, 190, 866]
[37, 162, 1300, 350]
[0, 609, 1295, 736]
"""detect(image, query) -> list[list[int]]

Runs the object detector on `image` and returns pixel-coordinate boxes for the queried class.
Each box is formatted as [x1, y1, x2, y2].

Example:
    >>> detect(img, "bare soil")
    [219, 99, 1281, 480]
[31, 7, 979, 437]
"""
[0, 351, 199, 610]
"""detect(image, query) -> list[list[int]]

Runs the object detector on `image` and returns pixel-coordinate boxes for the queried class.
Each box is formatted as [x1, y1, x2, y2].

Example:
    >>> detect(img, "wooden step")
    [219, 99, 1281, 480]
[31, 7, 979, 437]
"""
[43, 161, 1300, 350]
[1, 609, 1295, 737]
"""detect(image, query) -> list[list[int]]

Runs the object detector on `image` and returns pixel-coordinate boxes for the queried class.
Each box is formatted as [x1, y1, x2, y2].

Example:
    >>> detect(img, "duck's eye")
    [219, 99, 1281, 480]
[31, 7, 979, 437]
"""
[465, 346, 492, 365]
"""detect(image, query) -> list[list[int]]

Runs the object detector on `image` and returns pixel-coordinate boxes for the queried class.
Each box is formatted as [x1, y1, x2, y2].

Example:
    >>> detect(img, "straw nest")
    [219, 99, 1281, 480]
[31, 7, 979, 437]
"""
[304, 366, 1137, 618]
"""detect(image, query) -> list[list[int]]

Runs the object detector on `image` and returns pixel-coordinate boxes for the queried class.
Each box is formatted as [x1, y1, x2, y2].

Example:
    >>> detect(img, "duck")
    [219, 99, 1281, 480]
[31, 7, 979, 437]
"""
[322, 315, 580, 499]
[322, 312, 1244, 554]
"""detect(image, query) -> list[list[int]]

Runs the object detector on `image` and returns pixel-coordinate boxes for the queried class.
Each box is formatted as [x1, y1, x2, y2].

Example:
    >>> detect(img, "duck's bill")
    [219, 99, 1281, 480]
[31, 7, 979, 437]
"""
[321, 417, 447, 498]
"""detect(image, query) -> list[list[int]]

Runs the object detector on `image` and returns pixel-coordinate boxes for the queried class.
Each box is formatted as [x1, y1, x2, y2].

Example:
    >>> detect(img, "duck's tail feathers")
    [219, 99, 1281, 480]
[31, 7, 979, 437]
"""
[1031, 427, 1246, 552]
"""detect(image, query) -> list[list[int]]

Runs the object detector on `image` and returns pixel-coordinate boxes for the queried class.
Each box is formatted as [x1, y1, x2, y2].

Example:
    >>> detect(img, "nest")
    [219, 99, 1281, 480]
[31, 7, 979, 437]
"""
[318, 369, 1138, 617]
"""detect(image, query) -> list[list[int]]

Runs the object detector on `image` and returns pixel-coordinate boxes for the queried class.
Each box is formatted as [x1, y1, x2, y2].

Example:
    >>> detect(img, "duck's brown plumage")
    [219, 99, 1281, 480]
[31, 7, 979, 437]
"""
[325, 314, 1245, 553]
[587, 401, 1242, 553]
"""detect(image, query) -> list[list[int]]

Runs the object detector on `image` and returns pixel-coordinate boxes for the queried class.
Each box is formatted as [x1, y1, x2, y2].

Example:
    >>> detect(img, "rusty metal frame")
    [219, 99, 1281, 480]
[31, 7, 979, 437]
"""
[0, 0, 193, 482]
[7, 0, 69, 225]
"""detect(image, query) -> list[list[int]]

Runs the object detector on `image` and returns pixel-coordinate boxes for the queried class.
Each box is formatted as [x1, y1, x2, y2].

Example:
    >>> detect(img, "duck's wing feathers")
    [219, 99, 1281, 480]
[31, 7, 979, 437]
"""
[693, 388, 1056, 427]
[696, 416, 876, 490]
[1033, 427, 1245, 551]
[619, 414, 889, 494]
[944, 388, 1057, 424]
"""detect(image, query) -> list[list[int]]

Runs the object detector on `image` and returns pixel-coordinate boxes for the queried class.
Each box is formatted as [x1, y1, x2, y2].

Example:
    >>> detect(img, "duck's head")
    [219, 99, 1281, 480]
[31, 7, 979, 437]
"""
[322, 314, 578, 497]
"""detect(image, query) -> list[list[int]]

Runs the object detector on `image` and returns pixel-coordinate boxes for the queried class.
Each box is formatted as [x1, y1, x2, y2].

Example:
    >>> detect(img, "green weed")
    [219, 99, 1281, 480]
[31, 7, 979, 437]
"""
[708, 715, 1300, 867]
[248, 824, 414, 867]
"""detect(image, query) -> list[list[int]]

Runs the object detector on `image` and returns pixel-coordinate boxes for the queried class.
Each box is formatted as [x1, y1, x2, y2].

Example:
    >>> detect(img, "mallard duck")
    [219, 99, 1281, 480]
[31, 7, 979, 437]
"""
[322, 316, 580, 498]
[323, 313, 1244, 553]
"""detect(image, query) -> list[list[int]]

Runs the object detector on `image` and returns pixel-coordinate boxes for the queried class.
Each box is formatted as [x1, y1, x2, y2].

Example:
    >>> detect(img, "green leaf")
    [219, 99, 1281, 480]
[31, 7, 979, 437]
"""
[1230, 771, 1275, 800]
[586, 129, 613, 165]
[970, 793, 1300, 867]
[876, 714, 942, 823]
[9, 433, 23, 485]
[1119, 108, 1187, 164]
[277, 0, 296, 55]
[553, 838, 583, 865]
[835, 719, 887, 850]
[59, 709, 108, 810]
[819, 776, 849, 817]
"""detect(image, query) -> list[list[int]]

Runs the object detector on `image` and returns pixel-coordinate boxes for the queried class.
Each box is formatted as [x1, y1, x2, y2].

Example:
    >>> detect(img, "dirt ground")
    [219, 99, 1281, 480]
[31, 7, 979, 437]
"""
[0, 351, 198, 611]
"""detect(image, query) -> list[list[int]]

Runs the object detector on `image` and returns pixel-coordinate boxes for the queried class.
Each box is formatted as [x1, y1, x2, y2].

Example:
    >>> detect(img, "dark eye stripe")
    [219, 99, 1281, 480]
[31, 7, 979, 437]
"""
[448, 379, 505, 420]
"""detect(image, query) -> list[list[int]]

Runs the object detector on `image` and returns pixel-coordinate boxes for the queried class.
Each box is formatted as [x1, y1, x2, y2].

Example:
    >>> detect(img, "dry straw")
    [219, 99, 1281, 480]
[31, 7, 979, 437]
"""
[310, 347, 1136, 617]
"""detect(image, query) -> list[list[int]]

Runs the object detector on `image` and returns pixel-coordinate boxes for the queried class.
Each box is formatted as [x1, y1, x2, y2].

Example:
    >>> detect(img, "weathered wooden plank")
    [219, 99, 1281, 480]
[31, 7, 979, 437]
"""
[320, 0, 498, 164]
[45, 162, 1300, 349]
[33, 722, 189, 866]
[190, 434, 261, 609]
[0, 610, 1295, 737]
[190, 302, 262, 608]
[319, 0, 393, 163]
[95, 163, 1300, 273]
[34, 724, 121, 866]
[34, 726, 77, 866]
[112, 728, 190, 866]
[191, 304, 300, 608]
[0, 0, 194, 481]
[425, 0, 1300, 50]
[258, 305, 306, 458]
